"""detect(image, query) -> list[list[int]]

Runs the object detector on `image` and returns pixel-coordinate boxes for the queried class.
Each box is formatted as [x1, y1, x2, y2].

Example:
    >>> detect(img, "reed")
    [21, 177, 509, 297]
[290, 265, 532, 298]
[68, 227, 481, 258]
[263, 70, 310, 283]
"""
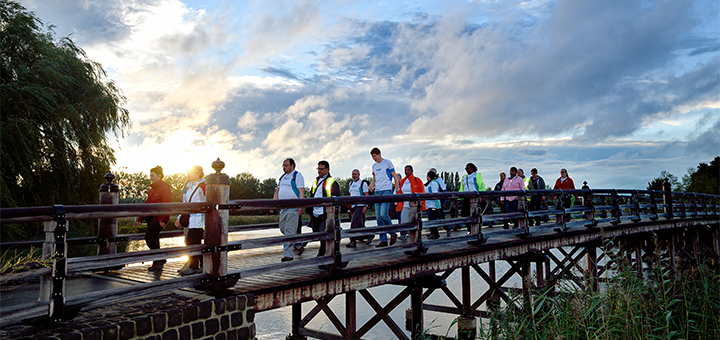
[475, 261, 720, 340]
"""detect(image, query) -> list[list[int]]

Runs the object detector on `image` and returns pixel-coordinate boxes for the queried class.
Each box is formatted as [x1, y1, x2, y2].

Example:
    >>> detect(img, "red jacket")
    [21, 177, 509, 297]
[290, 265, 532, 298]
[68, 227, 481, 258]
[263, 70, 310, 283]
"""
[553, 177, 577, 200]
[138, 180, 172, 224]
[396, 175, 427, 211]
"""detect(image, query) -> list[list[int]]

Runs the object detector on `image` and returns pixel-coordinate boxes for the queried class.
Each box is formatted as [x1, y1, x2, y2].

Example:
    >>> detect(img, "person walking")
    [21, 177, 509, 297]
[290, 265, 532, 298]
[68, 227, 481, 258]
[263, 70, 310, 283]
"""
[175, 165, 206, 276]
[369, 148, 399, 247]
[425, 170, 448, 239]
[459, 163, 486, 231]
[137, 166, 172, 272]
[395, 165, 426, 240]
[273, 158, 305, 262]
[501, 167, 525, 229]
[347, 169, 370, 248]
[527, 168, 546, 226]
[308, 160, 341, 256]
[553, 168, 576, 222]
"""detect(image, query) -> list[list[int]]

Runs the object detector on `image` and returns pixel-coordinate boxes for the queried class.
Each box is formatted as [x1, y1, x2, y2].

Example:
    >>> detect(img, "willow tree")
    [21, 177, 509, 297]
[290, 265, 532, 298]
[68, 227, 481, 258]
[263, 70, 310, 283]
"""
[1, 0, 130, 215]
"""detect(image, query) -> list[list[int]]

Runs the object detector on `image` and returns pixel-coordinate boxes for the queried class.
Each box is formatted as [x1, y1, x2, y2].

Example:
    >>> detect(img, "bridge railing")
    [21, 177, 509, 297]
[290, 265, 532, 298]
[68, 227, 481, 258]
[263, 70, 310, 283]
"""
[0, 160, 718, 326]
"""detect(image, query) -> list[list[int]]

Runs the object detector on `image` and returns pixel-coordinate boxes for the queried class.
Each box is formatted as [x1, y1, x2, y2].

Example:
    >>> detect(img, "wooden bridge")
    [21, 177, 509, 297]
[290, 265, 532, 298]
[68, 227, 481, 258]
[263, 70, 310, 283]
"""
[1, 159, 718, 340]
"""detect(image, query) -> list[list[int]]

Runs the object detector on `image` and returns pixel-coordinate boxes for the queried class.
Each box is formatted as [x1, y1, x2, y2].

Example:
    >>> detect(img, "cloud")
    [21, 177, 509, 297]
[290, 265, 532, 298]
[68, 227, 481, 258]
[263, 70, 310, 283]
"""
[686, 113, 720, 157]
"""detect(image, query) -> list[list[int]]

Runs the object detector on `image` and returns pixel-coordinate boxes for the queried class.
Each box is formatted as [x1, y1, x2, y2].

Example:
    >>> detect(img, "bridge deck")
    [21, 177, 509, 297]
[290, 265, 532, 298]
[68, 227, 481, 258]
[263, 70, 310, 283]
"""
[101, 216, 714, 312]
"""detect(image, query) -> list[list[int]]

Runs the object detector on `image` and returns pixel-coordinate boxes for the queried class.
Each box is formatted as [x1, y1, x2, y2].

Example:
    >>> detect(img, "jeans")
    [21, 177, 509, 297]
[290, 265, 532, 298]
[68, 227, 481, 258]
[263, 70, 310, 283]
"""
[374, 190, 393, 242]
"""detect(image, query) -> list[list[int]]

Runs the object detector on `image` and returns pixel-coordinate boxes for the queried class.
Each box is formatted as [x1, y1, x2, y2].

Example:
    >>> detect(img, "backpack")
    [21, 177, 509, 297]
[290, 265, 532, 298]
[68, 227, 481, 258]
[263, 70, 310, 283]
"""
[279, 171, 299, 198]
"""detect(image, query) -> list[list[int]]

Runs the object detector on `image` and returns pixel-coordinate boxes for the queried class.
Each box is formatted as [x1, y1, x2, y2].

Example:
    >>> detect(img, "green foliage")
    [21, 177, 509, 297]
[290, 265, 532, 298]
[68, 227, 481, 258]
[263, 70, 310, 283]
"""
[164, 173, 188, 202]
[647, 171, 683, 191]
[683, 156, 719, 195]
[258, 178, 277, 198]
[115, 171, 151, 201]
[0, 0, 130, 210]
[440, 171, 461, 192]
[230, 172, 261, 199]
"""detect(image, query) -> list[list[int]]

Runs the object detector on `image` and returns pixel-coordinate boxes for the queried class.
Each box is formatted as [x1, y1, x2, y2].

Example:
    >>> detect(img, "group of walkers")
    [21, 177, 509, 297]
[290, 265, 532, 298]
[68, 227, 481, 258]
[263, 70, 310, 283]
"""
[137, 147, 578, 269]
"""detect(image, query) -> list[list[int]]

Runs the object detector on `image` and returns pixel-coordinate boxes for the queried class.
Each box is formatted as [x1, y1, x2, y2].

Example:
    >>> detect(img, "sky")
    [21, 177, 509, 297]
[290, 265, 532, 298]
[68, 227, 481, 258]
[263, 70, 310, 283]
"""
[19, 0, 720, 189]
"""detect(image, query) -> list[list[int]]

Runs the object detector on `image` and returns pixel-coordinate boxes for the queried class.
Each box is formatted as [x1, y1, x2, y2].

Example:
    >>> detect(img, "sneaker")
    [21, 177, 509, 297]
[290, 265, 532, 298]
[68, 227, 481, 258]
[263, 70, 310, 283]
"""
[427, 234, 440, 239]
[346, 241, 357, 248]
[446, 229, 452, 237]
[375, 241, 388, 248]
[180, 268, 201, 276]
[365, 236, 374, 245]
[399, 234, 407, 240]
[148, 264, 163, 272]
[295, 246, 305, 256]
[281, 256, 293, 262]
[390, 234, 397, 245]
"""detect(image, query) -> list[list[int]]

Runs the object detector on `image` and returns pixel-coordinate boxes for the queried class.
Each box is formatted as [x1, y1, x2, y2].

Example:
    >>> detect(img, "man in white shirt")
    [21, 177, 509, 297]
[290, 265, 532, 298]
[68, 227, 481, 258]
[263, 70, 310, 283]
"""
[346, 169, 370, 248]
[273, 158, 305, 262]
[369, 147, 399, 247]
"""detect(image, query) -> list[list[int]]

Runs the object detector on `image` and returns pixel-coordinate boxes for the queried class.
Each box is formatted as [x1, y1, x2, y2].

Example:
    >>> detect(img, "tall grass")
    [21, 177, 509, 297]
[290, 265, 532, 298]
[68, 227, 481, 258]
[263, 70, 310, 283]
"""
[475, 260, 720, 340]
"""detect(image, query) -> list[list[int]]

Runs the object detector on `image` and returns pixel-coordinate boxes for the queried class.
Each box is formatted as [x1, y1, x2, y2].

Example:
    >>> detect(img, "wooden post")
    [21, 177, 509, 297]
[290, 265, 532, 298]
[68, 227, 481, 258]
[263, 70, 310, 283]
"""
[663, 178, 673, 220]
[469, 195, 480, 235]
[346, 291, 356, 340]
[631, 191, 640, 221]
[326, 203, 337, 268]
[203, 158, 231, 290]
[518, 193, 528, 235]
[98, 172, 119, 255]
[288, 303, 306, 340]
[610, 190, 620, 225]
[39, 221, 56, 303]
[459, 267, 477, 340]
[649, 190, 658, 220]
[582, 182, 595, 226]
[587, 246, 598, 292]
[49, 205, 67, 324]
[408, 197, 419, 243]
[410, 284, 424, 339]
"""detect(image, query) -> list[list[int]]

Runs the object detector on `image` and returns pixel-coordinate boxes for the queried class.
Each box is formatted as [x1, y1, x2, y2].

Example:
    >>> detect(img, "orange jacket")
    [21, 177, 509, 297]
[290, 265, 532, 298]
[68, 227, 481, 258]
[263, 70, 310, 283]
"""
[396, 175, 427, 211]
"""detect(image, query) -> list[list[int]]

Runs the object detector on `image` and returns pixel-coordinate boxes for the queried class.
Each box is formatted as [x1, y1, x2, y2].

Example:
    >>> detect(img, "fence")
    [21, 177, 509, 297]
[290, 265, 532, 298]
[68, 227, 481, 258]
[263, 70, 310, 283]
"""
[0, 158, 718, 327]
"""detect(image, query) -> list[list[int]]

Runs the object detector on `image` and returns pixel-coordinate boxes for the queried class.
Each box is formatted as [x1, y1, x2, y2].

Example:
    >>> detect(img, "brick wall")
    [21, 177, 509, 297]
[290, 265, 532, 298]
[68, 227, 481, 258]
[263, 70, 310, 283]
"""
[0, 291, 256, 340]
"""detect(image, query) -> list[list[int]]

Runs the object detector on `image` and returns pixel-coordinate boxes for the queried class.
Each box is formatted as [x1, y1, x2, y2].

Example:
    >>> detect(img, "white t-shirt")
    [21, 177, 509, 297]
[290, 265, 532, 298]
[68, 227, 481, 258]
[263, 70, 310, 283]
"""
[278, 170, 305, 199]
[400, 177, 413, 207]
[372, 159, 395, 191]
[425, 180, 441, 209]
[349, 179, 369, 207]
[435, 176, 447, 191]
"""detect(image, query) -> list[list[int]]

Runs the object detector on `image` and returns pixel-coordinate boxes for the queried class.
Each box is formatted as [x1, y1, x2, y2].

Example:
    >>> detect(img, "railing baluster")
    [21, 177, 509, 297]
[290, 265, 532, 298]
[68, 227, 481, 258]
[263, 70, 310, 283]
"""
[97, 172, 119, 256]
[49, 205, 67, 324]
[331, 197, 342, 269]
[663, 178, 673, 220]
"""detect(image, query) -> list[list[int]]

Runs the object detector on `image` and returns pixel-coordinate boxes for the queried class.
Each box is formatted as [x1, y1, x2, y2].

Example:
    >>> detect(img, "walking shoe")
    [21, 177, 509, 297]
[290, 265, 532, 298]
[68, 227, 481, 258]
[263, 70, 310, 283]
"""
[390, 234, 397, 245]
[399, 234, 407, 240]
[365, 236, 374, 245]
[427, 234, 440, 239]
[148, 264, 163, 272]
[180, 268, 201, 276]
[345, 241, 357, 248]
[375, 241, 388, 247]
[446, 229, 452, 237]
[295, 246, 305, 256]
[281, 256, 293, 262]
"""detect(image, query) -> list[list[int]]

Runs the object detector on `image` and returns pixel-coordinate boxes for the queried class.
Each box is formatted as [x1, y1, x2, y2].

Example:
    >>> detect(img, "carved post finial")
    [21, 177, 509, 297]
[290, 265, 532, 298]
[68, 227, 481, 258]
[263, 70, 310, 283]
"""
[212, 158, 225, 174]
[100, 172, 119, 193]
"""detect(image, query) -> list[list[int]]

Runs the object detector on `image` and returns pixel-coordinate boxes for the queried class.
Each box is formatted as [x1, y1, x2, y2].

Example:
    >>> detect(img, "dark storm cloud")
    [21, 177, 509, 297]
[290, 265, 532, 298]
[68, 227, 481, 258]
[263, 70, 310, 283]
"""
[21, 0, 131, 45]
[686, 114, 720, 157]
[261, 67, 301, 80]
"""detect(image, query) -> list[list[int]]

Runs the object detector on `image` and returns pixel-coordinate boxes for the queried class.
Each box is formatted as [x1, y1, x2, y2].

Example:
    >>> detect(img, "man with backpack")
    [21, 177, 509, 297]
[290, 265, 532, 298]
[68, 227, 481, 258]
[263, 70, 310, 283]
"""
[273, 158, 305, 262]
[347, 169, 370, 248]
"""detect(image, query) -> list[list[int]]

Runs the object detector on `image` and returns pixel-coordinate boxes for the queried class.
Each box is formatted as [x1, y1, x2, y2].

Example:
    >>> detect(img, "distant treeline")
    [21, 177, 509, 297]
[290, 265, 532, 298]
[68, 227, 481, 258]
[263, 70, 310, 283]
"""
[115, 170, 466, 202]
